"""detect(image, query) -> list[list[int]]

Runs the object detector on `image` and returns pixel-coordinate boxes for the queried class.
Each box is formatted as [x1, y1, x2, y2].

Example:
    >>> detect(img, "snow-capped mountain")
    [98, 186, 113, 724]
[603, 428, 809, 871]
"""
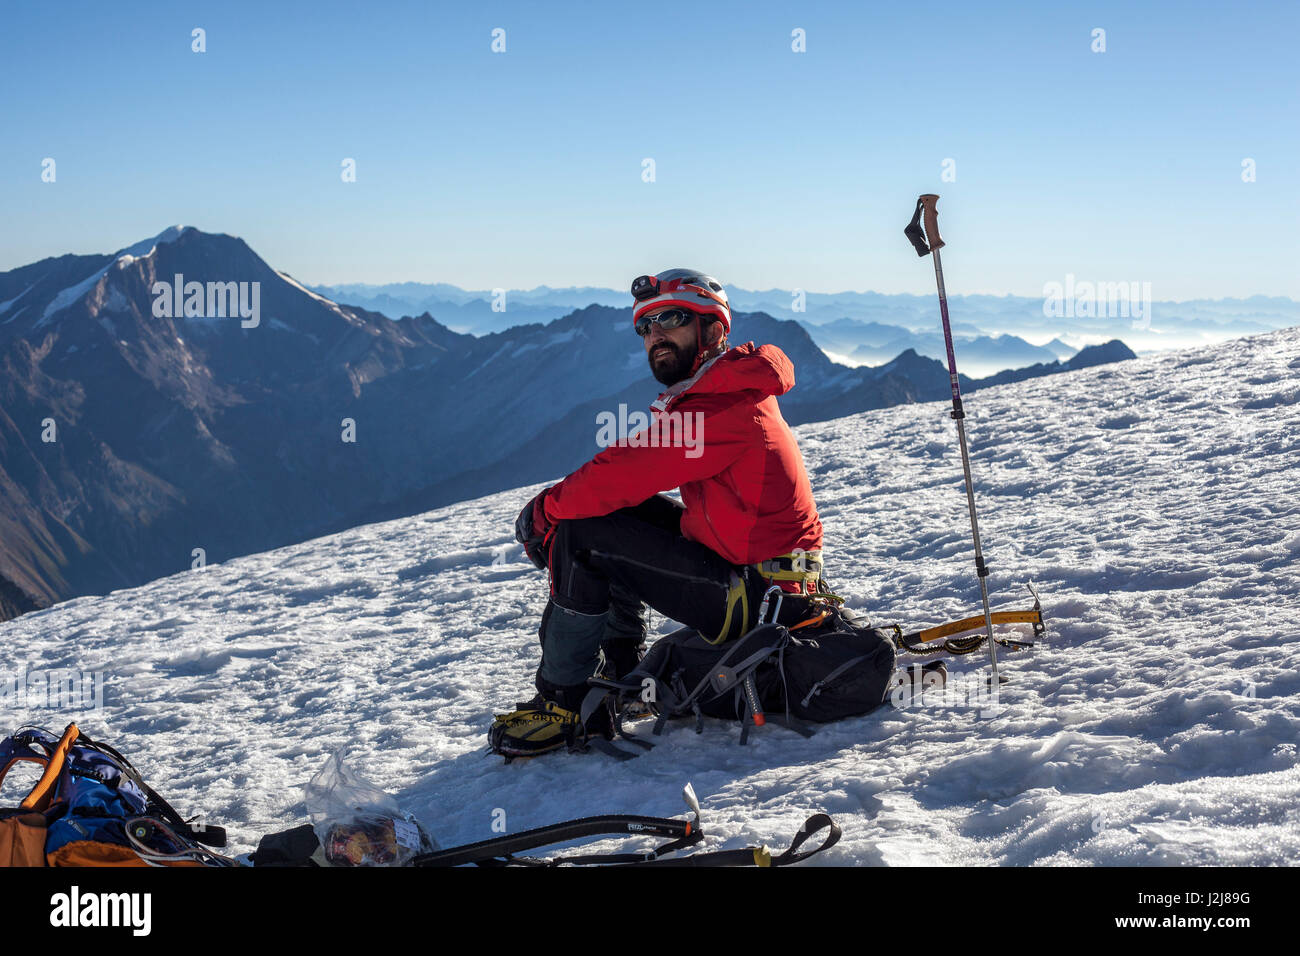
[0, 227, 460, 614]
[2, 327, 1294, 864]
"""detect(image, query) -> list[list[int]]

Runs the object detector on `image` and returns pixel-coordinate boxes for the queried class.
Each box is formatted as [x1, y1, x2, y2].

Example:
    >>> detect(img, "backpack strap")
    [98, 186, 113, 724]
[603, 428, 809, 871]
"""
[705, 643, 782, 699]
[684, 625, 788, 708]
[140, 784, 227, 848]
[19, 723, 79, 813]
[74, 729, 227, 848]
[0, 729, 60, 797]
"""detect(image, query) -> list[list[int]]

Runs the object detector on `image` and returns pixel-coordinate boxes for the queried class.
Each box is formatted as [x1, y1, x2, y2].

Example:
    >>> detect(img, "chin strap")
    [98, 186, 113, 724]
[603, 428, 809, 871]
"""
[689, 321, 705, 375]
[689, 325, 726, 376]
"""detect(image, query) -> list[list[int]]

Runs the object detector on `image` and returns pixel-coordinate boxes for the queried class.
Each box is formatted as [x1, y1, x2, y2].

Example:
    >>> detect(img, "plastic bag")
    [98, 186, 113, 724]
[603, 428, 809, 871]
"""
[303, 749, 437, 867]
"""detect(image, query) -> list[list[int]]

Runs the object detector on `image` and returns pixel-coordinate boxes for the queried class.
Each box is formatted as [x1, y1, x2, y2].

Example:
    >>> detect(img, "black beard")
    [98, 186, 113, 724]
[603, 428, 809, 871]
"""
[648, 340, 694, 386]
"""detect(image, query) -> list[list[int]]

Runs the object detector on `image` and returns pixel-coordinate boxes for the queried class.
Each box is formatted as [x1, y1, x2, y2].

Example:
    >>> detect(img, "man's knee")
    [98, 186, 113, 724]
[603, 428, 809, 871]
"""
[547, 514, 612, 557]
[622, 493, 684, 532]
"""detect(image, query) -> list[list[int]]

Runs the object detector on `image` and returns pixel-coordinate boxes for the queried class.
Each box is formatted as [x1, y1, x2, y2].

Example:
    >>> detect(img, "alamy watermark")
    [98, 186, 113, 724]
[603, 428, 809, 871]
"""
[1042, 274, 1151, 330]
[151, 274, 260, 328]
[0, 663, 106, 715]
[891, 664, 1003, 718]
[595, 404, 705, 458]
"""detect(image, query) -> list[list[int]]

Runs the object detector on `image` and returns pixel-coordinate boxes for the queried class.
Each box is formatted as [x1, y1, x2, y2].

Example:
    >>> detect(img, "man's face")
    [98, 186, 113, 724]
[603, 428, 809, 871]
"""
[643, 309, 700, 386]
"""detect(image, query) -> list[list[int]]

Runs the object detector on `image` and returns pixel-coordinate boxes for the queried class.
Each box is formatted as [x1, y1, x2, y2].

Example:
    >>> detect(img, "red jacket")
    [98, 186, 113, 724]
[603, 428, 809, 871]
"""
[544, 342, 823, 571]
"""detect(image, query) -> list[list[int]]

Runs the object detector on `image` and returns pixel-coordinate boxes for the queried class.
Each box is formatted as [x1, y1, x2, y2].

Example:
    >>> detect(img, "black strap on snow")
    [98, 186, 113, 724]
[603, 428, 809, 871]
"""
[770, 812, 841, 865]
[583, 738, 651, 761]
[631, 813, 841, 868]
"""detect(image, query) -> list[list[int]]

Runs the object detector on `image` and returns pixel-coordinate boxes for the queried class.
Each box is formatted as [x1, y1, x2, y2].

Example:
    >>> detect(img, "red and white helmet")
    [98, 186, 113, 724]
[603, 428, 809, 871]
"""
[630, 268, 731, 334]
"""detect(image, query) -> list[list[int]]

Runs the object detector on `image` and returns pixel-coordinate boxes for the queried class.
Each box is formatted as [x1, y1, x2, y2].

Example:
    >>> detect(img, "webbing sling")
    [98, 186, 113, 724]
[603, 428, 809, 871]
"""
[634, 812, 841, 868]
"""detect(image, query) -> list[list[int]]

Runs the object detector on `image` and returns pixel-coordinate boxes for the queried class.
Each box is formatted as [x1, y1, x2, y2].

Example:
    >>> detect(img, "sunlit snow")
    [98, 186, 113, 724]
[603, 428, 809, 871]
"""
[2, 328, 1297, 865]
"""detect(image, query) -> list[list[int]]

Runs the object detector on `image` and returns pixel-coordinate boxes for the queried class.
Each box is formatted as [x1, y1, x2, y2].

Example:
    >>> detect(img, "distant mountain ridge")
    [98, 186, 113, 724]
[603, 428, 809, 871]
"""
[309, 280, 1300, 354]
[973, 340, 1138, 387]
[0, 228, 1139, 620]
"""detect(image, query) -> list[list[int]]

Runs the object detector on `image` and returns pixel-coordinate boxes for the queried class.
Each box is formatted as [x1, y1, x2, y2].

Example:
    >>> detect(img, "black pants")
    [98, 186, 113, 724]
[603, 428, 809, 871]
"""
[538, 494, 812, 690]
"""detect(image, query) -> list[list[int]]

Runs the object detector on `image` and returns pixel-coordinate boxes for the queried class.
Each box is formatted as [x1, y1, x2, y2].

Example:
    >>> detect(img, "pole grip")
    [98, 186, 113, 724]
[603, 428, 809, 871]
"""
[918, 194, 945, 252]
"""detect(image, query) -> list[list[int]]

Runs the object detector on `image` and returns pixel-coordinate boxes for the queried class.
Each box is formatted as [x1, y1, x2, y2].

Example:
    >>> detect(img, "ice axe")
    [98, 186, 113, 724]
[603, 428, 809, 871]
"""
[905, 194, 1003, 686]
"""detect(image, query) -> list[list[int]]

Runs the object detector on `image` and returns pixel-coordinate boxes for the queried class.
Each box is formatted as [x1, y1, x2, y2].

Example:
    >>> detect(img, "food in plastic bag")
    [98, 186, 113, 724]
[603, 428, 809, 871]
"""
[303, 749, 437, 867]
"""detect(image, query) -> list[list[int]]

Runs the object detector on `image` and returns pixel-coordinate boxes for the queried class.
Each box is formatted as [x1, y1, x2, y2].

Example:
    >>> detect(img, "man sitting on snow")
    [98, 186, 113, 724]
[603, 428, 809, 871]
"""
[491, 269, 828, 757]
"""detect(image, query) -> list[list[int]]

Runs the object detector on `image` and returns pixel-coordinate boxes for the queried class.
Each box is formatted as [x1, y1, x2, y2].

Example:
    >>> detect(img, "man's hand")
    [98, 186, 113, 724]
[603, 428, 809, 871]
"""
[515, 487, 555, 570]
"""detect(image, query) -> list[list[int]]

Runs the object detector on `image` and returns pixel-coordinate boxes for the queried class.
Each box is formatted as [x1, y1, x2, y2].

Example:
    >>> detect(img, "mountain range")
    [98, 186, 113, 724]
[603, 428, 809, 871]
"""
[310, 280, 1300, 358]
[0, 227, 1134, 620]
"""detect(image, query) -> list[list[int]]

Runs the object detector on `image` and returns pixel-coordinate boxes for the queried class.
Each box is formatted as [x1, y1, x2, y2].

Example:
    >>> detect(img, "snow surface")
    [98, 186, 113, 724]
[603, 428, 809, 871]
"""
[2, 328, 1298, 865]
[39, 269, 110, 324]
[0, 280, 39, 318]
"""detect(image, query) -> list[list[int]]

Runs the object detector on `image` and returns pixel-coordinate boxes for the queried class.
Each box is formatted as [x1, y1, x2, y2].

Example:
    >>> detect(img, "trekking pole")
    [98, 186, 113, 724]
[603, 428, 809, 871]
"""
[904, 194, 1001, 686]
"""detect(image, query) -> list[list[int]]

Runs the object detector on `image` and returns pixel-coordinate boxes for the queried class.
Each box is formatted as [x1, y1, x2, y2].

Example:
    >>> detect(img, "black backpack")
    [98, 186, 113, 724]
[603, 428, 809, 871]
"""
[584, 606, 897, 746]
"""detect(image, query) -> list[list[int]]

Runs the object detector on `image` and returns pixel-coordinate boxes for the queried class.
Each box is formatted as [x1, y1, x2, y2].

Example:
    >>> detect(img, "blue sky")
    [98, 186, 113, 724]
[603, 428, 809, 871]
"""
[1, 0, 1296, 298]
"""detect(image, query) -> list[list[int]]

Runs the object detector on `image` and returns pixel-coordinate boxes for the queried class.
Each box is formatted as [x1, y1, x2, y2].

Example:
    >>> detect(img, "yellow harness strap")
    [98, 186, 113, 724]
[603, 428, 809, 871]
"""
[752, 549, 823, 584]
[711, 571, 750, 645]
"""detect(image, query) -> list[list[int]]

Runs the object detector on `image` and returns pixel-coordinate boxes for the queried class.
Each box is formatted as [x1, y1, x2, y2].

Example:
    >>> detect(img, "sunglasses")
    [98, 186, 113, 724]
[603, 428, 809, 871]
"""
[635, 308, 696, 337]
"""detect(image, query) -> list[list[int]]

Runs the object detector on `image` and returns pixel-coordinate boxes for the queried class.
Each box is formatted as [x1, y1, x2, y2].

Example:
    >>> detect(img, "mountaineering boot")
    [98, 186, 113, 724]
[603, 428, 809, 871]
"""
[489, 600, 613, 758]
[489, 694, 585, 759]
[489, 677, 616, 759]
